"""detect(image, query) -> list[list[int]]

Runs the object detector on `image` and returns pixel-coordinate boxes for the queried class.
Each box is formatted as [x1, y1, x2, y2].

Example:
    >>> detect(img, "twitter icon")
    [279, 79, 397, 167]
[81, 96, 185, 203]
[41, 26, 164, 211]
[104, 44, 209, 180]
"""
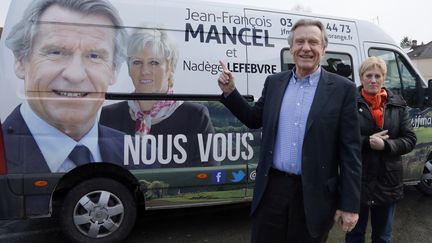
[231, 170, 246, 182]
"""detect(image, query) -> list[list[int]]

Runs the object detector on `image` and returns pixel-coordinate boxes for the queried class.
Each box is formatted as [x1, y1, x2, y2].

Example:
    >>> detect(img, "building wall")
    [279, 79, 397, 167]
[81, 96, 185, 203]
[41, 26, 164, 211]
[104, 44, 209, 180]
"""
[412, 59, 432, 81]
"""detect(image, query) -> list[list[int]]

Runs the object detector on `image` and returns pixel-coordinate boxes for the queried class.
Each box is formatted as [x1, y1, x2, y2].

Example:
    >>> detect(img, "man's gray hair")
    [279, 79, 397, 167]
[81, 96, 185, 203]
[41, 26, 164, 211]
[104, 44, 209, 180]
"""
[5, 0, 126, 69]
[288, 19, 328, 49]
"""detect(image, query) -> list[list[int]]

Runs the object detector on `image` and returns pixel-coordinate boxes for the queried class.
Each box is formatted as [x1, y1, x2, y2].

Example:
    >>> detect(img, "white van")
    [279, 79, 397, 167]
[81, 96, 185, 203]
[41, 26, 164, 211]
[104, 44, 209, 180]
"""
[1, 0, 431, 242]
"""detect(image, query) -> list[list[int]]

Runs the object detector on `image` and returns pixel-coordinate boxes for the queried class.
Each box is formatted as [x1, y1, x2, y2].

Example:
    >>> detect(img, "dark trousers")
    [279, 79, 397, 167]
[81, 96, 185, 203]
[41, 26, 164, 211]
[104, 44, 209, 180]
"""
[251, 168, 330, 243]
[345, 203, 396, 243]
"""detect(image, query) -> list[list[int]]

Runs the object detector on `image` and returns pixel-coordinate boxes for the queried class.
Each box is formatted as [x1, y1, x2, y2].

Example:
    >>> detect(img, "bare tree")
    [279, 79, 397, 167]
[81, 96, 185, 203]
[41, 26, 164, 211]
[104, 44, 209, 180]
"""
[400, 36, 412, 49]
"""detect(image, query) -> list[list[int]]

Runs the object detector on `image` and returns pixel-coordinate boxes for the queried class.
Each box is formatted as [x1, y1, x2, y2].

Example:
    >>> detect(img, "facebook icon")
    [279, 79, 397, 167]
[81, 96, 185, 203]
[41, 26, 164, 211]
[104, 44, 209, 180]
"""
[212, 171, 226, 184]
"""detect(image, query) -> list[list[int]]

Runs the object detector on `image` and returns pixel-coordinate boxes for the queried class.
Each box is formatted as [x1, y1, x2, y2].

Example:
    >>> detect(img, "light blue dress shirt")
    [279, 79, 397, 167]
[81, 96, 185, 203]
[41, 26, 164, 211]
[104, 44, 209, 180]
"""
[272, 67, 321, 174]
[20, 102, 102, 172]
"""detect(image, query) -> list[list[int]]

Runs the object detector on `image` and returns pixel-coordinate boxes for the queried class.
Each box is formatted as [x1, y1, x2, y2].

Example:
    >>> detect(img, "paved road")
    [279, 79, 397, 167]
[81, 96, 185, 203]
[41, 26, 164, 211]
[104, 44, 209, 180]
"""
[1, 185, 431, 242]
[329, 185, 432, 242]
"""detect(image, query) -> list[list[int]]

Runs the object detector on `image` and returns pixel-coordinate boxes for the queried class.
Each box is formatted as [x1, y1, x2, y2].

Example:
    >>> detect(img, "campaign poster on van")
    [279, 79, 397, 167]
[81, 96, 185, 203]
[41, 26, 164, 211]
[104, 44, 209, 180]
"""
[0, 0, 262, 174]
[0, 0, 358, 173]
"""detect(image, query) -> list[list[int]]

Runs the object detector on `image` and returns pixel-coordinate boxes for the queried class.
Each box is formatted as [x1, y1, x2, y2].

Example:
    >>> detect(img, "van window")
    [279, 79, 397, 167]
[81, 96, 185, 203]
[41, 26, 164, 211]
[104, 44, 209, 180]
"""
[281, 49, 353, 81]
[369, 48, 424, 107]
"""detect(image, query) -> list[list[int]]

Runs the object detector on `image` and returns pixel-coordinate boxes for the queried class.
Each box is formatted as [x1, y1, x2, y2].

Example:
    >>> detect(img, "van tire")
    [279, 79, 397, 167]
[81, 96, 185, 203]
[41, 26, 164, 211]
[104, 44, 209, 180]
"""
[60, 178, 137, 243]
[418, 172, 432, 196]
[417, 160, 432, 196]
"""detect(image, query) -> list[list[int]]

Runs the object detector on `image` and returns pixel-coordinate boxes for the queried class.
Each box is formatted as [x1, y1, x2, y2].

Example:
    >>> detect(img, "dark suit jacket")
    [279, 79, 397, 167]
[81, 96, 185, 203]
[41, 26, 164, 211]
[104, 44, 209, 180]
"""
[222, 69, 362, 237]
[2, 105, 127, 173]
[100, 101, 218, 167]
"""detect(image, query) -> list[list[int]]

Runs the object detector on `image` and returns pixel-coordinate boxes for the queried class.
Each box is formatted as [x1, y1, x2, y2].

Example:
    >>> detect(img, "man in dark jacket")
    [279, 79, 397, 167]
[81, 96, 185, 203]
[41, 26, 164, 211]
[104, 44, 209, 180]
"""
[218, 19, 362, 243]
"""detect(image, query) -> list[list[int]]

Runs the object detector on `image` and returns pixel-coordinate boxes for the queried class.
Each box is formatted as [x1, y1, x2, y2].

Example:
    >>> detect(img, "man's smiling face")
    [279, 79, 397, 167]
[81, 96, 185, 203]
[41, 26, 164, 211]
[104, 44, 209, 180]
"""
[290, 25, 325, 78]
[15, 5, 117, 135]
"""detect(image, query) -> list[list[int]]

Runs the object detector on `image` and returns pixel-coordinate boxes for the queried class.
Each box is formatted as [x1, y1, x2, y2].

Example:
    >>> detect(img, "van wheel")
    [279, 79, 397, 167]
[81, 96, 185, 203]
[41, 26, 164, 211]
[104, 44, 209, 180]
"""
[60, 178, 137, 243]
[417, 160, 432, 196]
[418, 172, 432, 196]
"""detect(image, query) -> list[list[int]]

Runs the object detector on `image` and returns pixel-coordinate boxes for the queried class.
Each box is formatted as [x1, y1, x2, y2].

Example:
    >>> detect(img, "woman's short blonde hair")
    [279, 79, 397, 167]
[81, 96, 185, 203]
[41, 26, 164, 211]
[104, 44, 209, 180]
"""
[127, 27, 179, 87]
[359, 56, 387, 79]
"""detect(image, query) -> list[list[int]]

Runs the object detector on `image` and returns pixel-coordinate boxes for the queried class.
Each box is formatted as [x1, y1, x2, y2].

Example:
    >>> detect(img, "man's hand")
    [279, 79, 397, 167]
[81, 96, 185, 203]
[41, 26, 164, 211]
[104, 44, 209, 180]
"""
[218, 60, 235, 96]
[369, 130, 389, 151]
[334, 210, 359, 232]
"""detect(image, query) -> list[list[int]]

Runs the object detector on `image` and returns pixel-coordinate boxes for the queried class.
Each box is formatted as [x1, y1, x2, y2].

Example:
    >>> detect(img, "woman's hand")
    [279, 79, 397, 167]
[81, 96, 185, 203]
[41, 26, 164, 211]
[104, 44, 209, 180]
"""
[369, 130, 389, 150]
[218, 60, 236, 96]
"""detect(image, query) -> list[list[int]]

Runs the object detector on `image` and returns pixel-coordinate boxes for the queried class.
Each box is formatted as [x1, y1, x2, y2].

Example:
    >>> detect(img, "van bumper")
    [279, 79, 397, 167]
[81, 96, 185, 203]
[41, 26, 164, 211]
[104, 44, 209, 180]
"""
[0, 176, 25, 219]
[0, 174, 60, 219]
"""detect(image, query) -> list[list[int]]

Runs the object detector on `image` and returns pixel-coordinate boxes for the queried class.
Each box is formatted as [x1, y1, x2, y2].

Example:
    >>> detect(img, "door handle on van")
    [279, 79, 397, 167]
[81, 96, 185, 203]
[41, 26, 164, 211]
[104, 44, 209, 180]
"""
[105, 93, 255, 102]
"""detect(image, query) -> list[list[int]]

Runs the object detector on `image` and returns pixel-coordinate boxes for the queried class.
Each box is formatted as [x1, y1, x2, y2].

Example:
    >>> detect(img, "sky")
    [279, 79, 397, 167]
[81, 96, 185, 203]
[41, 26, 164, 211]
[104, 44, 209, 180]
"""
[1, 0, 431, 45]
